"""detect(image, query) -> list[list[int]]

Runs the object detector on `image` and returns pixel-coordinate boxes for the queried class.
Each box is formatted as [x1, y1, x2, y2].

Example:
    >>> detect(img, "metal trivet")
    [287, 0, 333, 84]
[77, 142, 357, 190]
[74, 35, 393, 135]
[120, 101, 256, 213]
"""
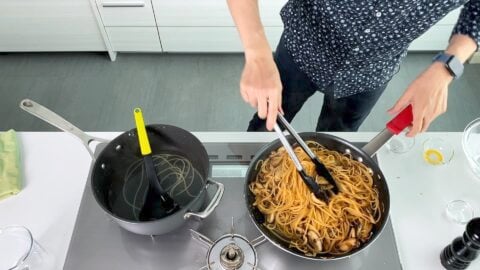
[191, 218, 266, 270]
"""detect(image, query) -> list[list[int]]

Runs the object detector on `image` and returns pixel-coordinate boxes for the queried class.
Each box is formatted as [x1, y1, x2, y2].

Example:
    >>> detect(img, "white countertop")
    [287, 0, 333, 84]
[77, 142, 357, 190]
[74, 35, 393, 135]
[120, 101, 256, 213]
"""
[0, 132, 479, 270]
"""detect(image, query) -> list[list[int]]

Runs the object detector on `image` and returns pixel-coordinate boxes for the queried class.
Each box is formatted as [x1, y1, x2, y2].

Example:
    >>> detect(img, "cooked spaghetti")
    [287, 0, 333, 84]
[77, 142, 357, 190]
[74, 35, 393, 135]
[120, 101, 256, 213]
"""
[121, 153, 204, 221]
[250, 141, 381, 256]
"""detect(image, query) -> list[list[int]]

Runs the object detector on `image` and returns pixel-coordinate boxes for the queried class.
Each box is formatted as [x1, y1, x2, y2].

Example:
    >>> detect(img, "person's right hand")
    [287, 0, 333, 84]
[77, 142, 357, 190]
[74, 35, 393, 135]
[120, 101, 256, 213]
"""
[240, 54, 283, 130]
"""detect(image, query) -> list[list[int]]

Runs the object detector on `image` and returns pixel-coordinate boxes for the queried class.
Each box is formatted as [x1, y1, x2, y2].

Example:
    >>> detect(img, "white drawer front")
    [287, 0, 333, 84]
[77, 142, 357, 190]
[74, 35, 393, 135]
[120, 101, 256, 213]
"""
[96, 0, 156, 26]
[259, 0, 286, 26]
[106, 27, 162, 51]
[152, 0, 285, 26]
[409, 25, 455, 51]
[158, 27, 282, 52]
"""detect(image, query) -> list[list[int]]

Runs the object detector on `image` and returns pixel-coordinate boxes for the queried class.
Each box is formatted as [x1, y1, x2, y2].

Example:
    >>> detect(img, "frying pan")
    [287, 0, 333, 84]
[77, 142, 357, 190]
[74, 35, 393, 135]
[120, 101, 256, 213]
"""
[20, 99, 224, 235]
[245, 106, 413, 260]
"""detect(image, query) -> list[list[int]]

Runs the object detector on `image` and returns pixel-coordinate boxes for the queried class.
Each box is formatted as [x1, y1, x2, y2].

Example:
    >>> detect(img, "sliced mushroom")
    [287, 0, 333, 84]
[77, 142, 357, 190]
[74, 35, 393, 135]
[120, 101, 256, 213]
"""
[266, 213, 275, 224]
[359, 223, 373, 239]
[349, 227, 356, 239]
[315, 175, 329, 185]
[307, 230, 323, 252]
[307, 230, 319, 241]
[323, 237, 331, 251]
[254, 182, 264, 190]
[338, 238, 358, 252]
[356, 223, 362, 238]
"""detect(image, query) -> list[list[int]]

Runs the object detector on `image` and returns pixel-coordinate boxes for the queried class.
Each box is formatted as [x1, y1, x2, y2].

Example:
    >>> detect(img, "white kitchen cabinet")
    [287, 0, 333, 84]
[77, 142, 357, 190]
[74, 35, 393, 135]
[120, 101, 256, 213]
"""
[436, 8, 462, 25]
[0, 0, 106, 51]
[159, 27, 242, 52]
[159, 27, 282, 52]
[409, 8, 461, 51]
[409, 25, 456, 51]
[153, 1, 463, 52]
[0, 0, 468, 55]
[152, 0, 284, 27]
[95, 0, 156, 26]
[152, 0, 283, 52]
[152, 0, 233, 26]
[94, 0, 161, 53]
[106, 27, 162, 51]
[258, 0, 286, 26]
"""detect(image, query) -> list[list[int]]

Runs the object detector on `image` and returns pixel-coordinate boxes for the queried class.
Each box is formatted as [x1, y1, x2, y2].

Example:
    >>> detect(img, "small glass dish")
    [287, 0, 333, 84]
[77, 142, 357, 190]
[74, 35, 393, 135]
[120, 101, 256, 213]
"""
[445, 200, 474, 225]
[386, 132, 415, 154]
[462, 118, 480, 179]
[423, 138, 454, 165]
[0, 226, 54, 270]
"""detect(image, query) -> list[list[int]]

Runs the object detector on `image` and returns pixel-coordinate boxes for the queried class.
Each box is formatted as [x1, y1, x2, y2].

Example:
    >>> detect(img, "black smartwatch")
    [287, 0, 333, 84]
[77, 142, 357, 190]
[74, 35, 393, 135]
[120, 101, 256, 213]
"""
[433, 52, 464, 79]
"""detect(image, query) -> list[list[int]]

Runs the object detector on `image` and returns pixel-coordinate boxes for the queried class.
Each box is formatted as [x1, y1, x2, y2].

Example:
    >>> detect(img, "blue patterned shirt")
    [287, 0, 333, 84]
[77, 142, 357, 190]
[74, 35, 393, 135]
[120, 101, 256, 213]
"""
[280, 0, 480, 98]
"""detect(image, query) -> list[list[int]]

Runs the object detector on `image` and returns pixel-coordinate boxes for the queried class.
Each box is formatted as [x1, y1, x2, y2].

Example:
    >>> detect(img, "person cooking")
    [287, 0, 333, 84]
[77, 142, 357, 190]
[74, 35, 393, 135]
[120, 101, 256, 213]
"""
[227, 0, 479, 136]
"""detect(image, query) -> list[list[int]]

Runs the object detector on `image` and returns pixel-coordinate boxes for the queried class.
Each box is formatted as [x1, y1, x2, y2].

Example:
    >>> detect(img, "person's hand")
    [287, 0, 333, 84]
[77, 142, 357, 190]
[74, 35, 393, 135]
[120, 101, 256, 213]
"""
[388, 62, 453, 137]
[240, 53, 282, 130]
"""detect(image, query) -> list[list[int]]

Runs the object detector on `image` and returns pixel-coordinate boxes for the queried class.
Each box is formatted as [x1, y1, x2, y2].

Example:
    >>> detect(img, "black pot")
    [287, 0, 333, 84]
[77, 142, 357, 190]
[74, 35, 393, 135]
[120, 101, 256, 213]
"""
[20, 99, 224, 235]
[245, 132, 391, 260]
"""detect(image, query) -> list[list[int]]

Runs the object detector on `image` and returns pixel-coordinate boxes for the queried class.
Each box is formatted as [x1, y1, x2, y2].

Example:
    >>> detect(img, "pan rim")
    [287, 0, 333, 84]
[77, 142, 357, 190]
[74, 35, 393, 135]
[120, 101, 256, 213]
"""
[244, 132, 391, 261]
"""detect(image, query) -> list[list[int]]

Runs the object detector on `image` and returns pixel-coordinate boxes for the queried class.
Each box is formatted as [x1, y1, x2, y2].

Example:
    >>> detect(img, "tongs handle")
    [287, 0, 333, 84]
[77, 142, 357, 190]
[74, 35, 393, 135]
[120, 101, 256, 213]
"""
[273, 124, 304, 172]
[277, 114, 316, 158]
[277, 114, 339, 194]
[273, 124, 328, 202]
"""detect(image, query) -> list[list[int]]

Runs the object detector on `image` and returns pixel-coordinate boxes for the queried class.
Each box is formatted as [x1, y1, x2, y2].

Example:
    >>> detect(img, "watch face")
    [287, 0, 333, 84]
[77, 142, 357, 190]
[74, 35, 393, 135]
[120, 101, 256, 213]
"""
[447, 56, 464, 78]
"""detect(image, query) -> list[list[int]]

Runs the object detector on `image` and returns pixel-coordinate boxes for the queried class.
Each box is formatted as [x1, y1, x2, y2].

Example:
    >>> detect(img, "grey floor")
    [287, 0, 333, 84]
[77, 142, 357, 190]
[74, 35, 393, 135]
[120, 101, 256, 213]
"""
[0, 52, 479, 132]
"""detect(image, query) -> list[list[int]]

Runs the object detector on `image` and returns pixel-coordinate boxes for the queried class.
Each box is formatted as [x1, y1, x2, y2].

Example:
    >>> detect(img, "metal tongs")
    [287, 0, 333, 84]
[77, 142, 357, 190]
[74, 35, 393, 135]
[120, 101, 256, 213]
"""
[273, 114, 340, 203]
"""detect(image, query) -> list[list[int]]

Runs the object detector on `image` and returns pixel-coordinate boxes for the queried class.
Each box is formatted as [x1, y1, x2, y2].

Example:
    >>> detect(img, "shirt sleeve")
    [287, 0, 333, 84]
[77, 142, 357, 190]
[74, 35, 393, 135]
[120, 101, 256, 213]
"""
[451, 0, 480, 50]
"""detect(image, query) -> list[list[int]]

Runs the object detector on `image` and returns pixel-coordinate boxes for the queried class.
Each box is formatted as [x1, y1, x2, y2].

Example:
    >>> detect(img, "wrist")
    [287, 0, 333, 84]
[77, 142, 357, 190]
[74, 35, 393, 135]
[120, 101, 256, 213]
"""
[245, 47, 274, 63]
[446, 34, 478, 63]
[243, 30, 273, 61]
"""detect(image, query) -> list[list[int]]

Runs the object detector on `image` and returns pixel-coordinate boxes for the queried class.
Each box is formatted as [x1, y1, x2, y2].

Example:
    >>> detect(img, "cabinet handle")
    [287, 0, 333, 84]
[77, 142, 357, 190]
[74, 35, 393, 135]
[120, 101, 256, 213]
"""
[102, 1, 145, 7]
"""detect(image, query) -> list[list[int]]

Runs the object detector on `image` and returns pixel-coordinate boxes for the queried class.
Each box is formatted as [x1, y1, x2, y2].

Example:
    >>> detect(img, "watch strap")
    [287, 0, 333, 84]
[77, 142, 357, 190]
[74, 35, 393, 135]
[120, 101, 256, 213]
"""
[433, 53, 452, 64]
[433, 52, 463, 79]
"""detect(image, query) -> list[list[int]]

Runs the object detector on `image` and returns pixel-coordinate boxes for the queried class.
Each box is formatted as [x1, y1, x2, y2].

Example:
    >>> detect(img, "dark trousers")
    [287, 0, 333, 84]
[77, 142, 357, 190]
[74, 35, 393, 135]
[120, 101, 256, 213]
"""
[247, 36, 388, 132]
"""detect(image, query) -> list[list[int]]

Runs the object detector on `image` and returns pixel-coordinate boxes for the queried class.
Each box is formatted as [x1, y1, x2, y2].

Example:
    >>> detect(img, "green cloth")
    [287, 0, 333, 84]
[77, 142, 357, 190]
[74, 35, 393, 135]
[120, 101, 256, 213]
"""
[0, 130, 22, 200]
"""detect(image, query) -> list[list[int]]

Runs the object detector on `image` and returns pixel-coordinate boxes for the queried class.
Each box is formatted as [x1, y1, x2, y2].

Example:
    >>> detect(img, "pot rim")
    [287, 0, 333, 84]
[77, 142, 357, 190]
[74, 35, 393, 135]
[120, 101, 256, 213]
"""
[88, 124, 210, 225]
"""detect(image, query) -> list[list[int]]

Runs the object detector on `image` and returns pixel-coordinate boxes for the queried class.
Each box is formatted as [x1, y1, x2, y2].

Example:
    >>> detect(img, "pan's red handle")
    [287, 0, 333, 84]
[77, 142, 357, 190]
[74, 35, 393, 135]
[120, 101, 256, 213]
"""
[386, 105, 413, 135]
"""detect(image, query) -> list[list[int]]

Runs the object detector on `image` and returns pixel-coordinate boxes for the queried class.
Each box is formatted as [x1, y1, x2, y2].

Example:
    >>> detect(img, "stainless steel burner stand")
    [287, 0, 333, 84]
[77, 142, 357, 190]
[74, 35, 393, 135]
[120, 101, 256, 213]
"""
[192, 218, 266, 270]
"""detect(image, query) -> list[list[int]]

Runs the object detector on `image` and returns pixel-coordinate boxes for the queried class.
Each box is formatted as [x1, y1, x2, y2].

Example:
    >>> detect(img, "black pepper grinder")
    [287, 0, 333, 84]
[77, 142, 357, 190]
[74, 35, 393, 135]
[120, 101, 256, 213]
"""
[441, 217, 480, 270]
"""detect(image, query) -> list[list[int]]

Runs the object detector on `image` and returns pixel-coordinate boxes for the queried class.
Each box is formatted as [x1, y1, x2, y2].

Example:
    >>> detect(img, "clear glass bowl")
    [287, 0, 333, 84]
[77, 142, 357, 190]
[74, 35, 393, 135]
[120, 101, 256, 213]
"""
[445, 200, 474, 225]
[423, 138, 454, 165]
[462, 118, 480, 179]
[386, 132, 415, 154]
[0, 226, 53, 270]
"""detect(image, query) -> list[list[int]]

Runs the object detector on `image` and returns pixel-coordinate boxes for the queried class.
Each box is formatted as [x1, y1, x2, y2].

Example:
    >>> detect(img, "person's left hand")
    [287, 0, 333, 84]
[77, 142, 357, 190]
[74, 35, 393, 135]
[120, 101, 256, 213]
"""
[388, 62, 454, 137]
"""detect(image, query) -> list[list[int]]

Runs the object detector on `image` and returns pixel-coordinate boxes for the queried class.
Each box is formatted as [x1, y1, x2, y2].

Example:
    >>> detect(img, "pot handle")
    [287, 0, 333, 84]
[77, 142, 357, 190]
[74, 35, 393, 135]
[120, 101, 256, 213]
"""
[184, 179, 224, 220]
[19, 99, 108, 158]
[362, 105, 413, 157]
